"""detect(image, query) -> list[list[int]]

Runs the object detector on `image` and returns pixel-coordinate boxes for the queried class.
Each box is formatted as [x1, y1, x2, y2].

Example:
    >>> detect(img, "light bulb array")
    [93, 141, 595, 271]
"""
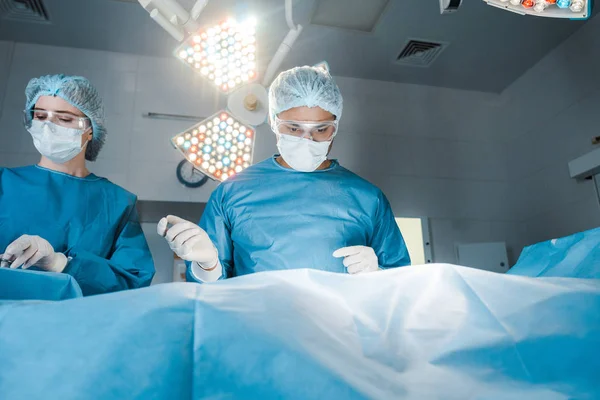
[175, 18, 258, 93]
[172, 111, 255, 181]
[492, 0, 588, 16]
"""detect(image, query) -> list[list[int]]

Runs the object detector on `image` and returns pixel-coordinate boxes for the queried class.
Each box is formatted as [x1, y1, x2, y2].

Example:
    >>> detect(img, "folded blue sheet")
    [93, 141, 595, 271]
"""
[509, 227, 600, 278]
[0, 264, 598, 399]
[0, 268, 82, 301]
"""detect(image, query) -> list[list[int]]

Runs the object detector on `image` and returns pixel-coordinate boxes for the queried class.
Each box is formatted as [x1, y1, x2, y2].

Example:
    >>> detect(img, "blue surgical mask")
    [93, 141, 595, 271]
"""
[28, 120, 86, 164]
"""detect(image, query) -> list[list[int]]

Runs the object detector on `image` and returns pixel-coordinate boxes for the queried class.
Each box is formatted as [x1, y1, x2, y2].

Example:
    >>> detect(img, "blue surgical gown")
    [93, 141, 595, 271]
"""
[192, 156, 410, 281]
[0, 165, 155, 296]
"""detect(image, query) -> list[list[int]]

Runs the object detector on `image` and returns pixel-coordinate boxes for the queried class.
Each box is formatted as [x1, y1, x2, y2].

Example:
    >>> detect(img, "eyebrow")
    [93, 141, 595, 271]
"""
[34, 108, 86, 117]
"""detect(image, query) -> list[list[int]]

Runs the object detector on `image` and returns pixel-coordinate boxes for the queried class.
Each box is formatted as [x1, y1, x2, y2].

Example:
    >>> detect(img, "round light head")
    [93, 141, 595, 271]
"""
[171, 111, 256, 182]
[174, 18, 258, 94]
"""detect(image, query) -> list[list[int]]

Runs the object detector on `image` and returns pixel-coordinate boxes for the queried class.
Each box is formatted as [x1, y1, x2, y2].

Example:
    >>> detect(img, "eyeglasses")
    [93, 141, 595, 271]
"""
[23, 109, 91, 130]
[272, 118, 337, 142]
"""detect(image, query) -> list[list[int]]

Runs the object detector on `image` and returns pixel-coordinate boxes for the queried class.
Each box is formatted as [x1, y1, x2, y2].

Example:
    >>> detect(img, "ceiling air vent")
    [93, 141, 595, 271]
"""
[395, 39, 447, 68]
[0, 0, 50, 23]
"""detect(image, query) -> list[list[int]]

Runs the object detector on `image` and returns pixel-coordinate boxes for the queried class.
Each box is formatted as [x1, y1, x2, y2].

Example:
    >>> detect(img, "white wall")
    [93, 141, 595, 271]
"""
[0, 40, 522, 268]
[500, 13, 600, 247]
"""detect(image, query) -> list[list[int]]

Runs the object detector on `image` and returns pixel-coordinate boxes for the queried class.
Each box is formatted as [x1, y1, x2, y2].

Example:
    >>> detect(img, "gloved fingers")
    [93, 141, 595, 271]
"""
[157, 217, 168, 237]
[164, 215, 194, 240]
[179, 235, 204, 256]
[3, 235, 33, 257]
[158, 215, 193, 238]
[2, 236, 33, 268]
[347, 263, 366, 275]
[333, 246, 364, 259]
[0, 253, 15, 268]
[165, 222, 198, 243]
[0, 254, 14, 268]
[171, 228, 202, 250]
[352, 264, 381, 274]
[167, 226, 200, 249]
[10, 246, 38, 269]
[166, 215, 189, 226]
[341, 253, 364, 268]
[22, 250, 44, 270]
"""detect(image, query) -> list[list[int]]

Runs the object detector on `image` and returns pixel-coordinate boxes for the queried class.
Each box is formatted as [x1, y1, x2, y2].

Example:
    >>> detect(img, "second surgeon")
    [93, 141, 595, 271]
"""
[0, 75, 155, 295]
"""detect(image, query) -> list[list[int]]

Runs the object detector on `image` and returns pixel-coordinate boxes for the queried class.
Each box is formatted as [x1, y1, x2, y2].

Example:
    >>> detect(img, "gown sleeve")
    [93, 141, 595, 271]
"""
[63, 202, 155, 296]
[186, 186, 235, 283]
[370, 191, 411, 269]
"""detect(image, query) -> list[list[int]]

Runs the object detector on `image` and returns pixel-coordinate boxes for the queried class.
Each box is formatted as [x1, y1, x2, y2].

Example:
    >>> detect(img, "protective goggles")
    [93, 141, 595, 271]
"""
[23, 109, 91, 131]
[272, 118, 338, 143]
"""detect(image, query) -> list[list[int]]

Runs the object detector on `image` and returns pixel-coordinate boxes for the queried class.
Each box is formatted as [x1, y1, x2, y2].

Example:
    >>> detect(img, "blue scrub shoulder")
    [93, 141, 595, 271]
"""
[0, 165, 138, 207]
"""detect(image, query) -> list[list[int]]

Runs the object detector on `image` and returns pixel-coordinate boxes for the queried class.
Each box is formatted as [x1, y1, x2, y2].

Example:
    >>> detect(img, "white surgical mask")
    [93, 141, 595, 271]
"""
[276, 134, 331, 172]
[28, 120, 86, 164]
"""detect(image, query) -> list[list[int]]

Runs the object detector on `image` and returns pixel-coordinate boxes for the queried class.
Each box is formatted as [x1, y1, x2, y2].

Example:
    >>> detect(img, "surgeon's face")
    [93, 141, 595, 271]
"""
[34, 96, 93, 147]
[276, 106, 336, 153]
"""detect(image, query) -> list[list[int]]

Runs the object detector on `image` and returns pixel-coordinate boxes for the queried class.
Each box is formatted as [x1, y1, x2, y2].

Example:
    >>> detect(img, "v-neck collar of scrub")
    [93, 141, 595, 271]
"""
[35, 165, 102, 181]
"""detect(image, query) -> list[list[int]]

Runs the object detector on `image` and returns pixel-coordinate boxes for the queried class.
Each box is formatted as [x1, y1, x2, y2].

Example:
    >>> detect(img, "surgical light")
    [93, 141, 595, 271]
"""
[484, 0, 590, 17]
[140, 0, 304, 183]
[171, 111, 255, 181]
[174, 18, 258, 93]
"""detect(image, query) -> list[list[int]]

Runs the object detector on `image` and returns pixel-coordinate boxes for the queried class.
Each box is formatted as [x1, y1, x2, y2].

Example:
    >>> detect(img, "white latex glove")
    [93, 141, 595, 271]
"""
[157, 215, 219, 269]
[333, 246, 381, 274]
[0, 235, 68, 272]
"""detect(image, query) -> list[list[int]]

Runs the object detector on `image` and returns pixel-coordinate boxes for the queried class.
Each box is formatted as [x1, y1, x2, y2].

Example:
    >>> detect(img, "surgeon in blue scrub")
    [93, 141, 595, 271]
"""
[0, 74, 155, 295]
[158, 66, 410, 282]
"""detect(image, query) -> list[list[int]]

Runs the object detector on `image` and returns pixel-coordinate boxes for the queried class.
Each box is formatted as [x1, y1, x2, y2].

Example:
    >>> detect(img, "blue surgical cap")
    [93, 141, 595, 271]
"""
[268, 66, 343, 122]
[25, 74, 106, 161]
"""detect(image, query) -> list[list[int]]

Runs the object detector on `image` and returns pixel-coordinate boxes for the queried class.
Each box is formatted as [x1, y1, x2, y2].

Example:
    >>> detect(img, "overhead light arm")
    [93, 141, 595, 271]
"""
[149, 8, 185, 41]
[262, 25, 303, 87]
[262, 0, 303, 86]
[138, 0, 203, 42]
[285, 0, 297, 29]
[158, 0, 191, 23]
[190, 0, 209, 20]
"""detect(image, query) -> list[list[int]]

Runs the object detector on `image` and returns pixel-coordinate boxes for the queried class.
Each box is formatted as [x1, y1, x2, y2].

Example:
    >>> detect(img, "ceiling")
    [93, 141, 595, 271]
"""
[0, 0, 593, 93]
